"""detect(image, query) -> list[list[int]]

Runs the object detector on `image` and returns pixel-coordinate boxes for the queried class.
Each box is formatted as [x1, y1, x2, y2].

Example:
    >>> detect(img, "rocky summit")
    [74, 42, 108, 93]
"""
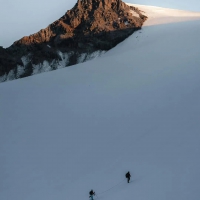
[0, 0, 147, 82]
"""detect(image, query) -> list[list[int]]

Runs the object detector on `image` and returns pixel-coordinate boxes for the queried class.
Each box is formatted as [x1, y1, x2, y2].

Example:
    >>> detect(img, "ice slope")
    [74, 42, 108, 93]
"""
[1, 4, 200, 200]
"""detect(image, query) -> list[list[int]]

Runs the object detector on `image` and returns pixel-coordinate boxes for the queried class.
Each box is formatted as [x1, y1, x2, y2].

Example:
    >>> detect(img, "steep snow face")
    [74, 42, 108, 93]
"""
[1, 5, 200, 200]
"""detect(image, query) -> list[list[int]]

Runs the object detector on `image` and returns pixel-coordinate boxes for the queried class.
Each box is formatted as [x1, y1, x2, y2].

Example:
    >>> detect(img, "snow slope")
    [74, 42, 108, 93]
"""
[1, 4, 200, 200]
[129, 3, 200, 26]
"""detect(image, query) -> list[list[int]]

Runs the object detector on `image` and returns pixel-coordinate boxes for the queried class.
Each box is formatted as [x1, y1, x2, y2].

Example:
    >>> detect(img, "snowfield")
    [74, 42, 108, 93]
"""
[0, 4, 200, 200]
[129, 3, 200, 26]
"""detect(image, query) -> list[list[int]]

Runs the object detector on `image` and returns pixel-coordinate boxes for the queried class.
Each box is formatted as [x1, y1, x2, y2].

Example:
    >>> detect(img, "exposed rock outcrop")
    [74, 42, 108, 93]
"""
[0, 0, 147, 82]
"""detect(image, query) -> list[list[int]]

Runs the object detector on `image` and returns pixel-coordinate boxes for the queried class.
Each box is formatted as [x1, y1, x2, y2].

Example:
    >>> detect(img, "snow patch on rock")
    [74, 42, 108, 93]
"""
[6, 69, 16, 81]
[0, 74, 6, 82]
[130, 10, 140, 18]
[57, 51, 70, 69]
[77, 51, 106, 64]
[32, 61, 53, 75]
[21, 55, 30, 66]
[16, 65, 25, 78]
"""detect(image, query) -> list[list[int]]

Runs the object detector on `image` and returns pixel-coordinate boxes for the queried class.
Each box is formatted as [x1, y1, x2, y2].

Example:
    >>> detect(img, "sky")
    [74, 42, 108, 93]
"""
[0, 0, 200, 48]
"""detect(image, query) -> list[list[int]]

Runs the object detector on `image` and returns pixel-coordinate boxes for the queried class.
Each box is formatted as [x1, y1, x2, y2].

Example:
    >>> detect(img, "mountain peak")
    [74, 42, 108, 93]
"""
[14, 0, 146, 47]
[0, 0, 147, 82]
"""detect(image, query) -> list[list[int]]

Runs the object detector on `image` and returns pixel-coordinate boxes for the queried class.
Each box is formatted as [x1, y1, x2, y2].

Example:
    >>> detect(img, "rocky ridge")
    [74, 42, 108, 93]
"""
[0, 0, 147, 82]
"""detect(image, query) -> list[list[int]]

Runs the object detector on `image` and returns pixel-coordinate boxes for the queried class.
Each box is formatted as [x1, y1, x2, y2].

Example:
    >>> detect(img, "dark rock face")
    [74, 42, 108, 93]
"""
[0, 0, 147, 82]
